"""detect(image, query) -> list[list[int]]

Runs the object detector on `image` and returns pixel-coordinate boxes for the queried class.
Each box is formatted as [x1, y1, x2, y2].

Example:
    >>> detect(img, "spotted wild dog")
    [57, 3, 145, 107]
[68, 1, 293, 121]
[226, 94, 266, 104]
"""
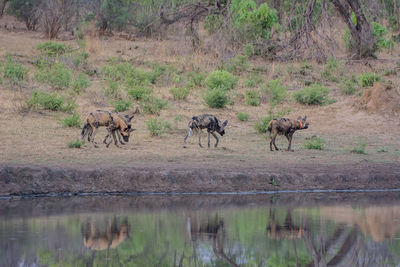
[101, 107, 139, 145]
[80, 110, 131, 148]
[183, 114, 228, 148]
[267, 116, 308, 151]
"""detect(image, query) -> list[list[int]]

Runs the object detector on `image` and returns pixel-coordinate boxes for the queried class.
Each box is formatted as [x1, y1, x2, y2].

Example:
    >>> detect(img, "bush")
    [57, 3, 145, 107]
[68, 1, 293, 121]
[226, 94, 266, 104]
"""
[113, 99, 131, 112]
[72, 52, 89, 68]
[321, 56, 345, 82]
[104, 79, 122, 99]
[237, 112, 249, 121]
[169, 86, 190, 100]
[36, 42, 72, 57]
[72, 73, 90, 94]
[205, 70, 237, 91]
[340, 77, 358, 95]
[245, 73, 263, 87]
[62, 112, 81, 128]
[226, 54, 250, 74]
[358, 72, 380, 87]
[67, 139, 85, 148]
[36, 63, 72, 90]
[102, 62, 135, 82]
[3, 56, 29, 84]
[267, 79, 286, 105]
[127, 86, 153, 100]
[254, 109, 288, 134]
[204, 14, 224, 34]
[204, 88, 229, 108]
[293, 84, 332, 105]
[304, 137, 324, 150]
[245, 89, 260, 106]
[186, 71, 205, 87]
[351, 142, 367, 154]
[141, 97, 168, 114]
[146, 118, 171, 136]
[27, 91, 65, 111]
[371, 22, 394, 52]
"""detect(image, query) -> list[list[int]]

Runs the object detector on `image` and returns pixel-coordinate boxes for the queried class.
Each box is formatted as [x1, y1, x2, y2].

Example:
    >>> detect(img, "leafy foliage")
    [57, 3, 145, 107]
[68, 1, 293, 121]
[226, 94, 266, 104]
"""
[205, 70, 237, 91]
[237, 112, 249, 121]
[266, 79, 286, 105]
[146, 118, 171, 136]
[36, 42, 72, 57]
[293, 84, 332, 105]
[67, 139, 85, 148]
[304, 137, 324, 150]
[112, 99, 131, 112]
[254, 109, 289, 134]
[244, 89, 260, 106]
[35, 63, 72, 90]
[358, 72, 380, 87]
[72, 73, 90, 94]
[3, 55, 29, 85]
[62, 112, 81, 128]
[141, 96, 168, 114]
[169, 86, 190, 100]
[27, 91, 65, 111]
[371, 22, 394, 51]
[204, 88, 229, 108]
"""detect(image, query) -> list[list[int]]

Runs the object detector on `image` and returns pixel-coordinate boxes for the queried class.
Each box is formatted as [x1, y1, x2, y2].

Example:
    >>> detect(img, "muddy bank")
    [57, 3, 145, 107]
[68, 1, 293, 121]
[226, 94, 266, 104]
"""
[1, 162, 400, 197]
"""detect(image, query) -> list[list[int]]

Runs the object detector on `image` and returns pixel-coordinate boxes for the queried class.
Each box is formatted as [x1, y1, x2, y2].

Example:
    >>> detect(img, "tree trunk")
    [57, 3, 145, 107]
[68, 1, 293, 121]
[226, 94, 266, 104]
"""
[330, 0, 374, 58]
[0, 0, 8, 17]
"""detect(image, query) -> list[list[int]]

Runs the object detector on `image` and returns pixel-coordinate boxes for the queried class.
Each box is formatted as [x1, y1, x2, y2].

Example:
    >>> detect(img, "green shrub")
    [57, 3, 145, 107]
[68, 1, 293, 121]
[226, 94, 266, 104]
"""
[72, 73, 90, 94]
[267, 79, 286, 105]
[36, 42, 72, 57]
[293, 84, 332, 105]
[351, 142, 367, 154]
[169, 86, 190, 100]
[186, 71, 205, 87]
[358, 72, 380, 87]
[27, 91, 65, 111]
[3, 56, 29, 84]
[141, 97, 168, 114]
[304, 137, 324, 150]
[254, 109, 288, 134]
[226, 54, 250, 73]
[237, 112, 249, 121]
[245, 89, 260, 106]
[204, 14, 224, 34]
[113, 99, 131, 112]
[340, 77, 358, 95]
[126, 86, 153, 100]
[371, 22, 394, 52]
[62, 112, 81, 128]
[321, 56, 345, 82]
[72, 52, 89, 68]
[146, 118, 171, 136]
[36, 63, 72, 90]
[102, 62, 135, 82]
[204, 88, 229, 108]
[245, 73, 263, 87]
[67, 139, 85, 148]
[205, 70, 237, 91]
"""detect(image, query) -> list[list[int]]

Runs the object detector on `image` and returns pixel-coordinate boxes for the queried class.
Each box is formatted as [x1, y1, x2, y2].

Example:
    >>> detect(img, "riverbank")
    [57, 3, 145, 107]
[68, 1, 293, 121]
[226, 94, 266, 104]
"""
[1, 162, 399, 197]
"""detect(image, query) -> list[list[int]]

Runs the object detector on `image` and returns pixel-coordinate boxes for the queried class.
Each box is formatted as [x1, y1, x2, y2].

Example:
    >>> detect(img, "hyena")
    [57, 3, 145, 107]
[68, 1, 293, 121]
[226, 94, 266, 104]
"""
[101, 107, 139, 145]
[267, 116, 308, 151]
[183, 114, 228, 148]
[80, 110, 131, 148]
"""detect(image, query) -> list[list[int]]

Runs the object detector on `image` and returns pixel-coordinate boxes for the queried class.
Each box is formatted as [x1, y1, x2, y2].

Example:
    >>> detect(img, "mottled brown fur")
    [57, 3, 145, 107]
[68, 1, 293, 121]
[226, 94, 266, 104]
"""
[80, 111, 131, 148]
[101, 107, 139, 145]
[267, 116, 309, 151]
[183, 114, 228, 148]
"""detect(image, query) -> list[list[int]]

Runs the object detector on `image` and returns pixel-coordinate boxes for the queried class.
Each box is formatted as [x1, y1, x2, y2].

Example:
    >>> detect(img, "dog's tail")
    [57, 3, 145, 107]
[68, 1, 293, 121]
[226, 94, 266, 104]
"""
[267, 119, 275, 137]
[80, 123, 90, 139]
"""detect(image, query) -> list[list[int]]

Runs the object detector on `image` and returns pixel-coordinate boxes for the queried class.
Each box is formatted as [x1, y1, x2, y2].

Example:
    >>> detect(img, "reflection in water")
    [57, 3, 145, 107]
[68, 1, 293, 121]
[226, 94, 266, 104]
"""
[0, 194, 400, 266]
[82, 217, 130, 250]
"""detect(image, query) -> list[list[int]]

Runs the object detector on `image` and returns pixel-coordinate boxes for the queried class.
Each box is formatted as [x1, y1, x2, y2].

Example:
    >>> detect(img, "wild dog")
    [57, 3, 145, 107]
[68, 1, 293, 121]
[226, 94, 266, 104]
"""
[267, 116, 308, 151]
[183, 114, 228, 148]
[80, 111, 131, 148]
[101, 107, 139, 145]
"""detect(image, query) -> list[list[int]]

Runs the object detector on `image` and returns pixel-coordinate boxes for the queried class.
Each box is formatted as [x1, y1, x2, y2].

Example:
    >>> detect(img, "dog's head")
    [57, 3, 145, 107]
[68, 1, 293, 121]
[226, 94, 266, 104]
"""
[297, 116, 309, 129]
[120, 127, 130, 142]
[217, 120, 228, 136]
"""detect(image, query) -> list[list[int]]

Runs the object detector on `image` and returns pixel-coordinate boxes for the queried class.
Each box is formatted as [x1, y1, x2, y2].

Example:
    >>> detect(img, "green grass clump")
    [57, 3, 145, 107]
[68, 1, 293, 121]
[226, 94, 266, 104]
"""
[146, 118, 171, 136]
[102, 62, 135, 82]
[113, 99, 131, 112]
[351, 142, 367, 154]
[3, 56, 29, 84]
[169, 86, 190, 100]
[205, 70, 238, 91]
[104, 79, 122, 99]
[126, 86, 153, 100]
[340, 76, 358, 95]
[72, 73, 90, 94]
[245, 89, 260, 106]
[35, 63, 72, 90]
[37, 42, 72, 57]
[321, 56, 345, 82]
[237, 112, 249, 121]
[186, 71, 205, 87]
[358, 72, 380, 87]
[267, 79, 286, 105]
[293, 84, 332, 105]
[27, 91, 65, 111]
[72, 52, 89, 68]
[245, 73, 263, 87]
[141, 97, 168, 114]
[304, 137, 324, 150]
[204, 88, 229, 108]
[67, 139, 85, 148]
[62, 112, 81, 128]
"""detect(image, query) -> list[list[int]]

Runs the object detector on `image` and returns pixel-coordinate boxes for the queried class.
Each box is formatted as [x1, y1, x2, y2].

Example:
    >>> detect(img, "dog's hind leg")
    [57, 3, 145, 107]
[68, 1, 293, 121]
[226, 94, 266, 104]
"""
[211, 132, 219, 147]
[198, 130, 203, 148]
[207, 131, 211, 148]
[286, 133, 294, 152]
[183, 128, 192, 148]
[270, 133, 279, 151]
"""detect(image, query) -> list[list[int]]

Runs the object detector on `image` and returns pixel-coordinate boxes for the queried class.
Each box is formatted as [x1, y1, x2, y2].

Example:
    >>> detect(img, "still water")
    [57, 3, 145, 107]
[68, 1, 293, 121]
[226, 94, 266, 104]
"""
[1, 192, 400, 267]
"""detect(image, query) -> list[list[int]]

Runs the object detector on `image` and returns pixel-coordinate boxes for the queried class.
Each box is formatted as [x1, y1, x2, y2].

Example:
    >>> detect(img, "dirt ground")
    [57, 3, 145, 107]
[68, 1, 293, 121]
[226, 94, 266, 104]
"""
[0, 16, 400, 196]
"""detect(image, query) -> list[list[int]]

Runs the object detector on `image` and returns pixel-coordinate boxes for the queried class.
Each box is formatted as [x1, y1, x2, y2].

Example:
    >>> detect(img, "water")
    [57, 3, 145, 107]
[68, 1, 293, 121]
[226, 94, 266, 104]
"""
[1, 192, 400, 267]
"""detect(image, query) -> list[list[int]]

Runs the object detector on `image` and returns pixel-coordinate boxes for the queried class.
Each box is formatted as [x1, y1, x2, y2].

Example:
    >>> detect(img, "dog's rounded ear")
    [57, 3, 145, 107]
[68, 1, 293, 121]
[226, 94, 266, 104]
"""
[303, 115, 307, 121]
[297, 116, 302, 121]
[222, 120, 228, 127]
